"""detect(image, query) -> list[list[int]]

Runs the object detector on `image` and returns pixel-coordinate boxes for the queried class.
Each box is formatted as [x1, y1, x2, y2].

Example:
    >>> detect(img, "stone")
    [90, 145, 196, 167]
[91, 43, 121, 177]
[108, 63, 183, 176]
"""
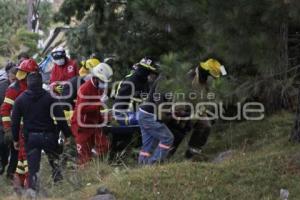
[212, 150, 234, 164]
[90, 194, 116, 200]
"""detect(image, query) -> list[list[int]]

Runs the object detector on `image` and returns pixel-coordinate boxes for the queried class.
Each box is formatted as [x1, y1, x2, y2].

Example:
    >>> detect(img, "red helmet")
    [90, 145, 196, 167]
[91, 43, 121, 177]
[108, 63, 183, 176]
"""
[17, 58, 38, 73]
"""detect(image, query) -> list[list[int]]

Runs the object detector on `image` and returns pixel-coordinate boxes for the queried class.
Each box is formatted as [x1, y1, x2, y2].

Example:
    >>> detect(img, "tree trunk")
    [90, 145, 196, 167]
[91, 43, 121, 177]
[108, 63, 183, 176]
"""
[27, 0, 34, 31]
[290, 88, 300, 142]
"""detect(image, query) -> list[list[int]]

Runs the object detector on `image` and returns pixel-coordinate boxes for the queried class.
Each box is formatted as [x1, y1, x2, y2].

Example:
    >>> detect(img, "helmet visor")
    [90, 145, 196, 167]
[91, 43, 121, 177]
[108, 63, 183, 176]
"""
[51, 51, 65, 60]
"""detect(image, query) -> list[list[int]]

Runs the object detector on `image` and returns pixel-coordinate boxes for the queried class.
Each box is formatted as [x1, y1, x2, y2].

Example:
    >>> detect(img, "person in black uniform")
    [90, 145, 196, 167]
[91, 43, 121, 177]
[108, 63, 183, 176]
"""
[111, 57, 159, 156]
[11, 72, 71, 195]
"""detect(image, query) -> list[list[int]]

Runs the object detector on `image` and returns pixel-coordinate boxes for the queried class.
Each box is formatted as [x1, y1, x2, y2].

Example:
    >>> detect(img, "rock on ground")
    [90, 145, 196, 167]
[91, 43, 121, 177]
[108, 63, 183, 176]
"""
[212, 150, 235, 164]
[90, 194, 116, 200]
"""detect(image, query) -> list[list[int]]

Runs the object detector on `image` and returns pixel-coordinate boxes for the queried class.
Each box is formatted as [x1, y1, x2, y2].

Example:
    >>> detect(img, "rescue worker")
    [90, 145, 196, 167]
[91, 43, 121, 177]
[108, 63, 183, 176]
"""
[110, 57, 159, 154]
[11, 72, 71, 197]
[71, 63, 113, 165]
[0, 63, 17, 175]
[113, 58, 157, 111]
[0, 58, 38, 187]
[137, 59, 174, 164]
[58, 58, 101, 170]
[50, 47, 78, 94]
[63, 58, 101, 108]
[170, 58, 227, 159]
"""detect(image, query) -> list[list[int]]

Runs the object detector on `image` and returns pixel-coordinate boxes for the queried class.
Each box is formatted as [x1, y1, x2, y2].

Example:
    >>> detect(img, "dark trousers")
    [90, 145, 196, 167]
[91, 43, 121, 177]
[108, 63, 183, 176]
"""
[188, 120, 211, 148]
[6, 146, 18, 178]
[0, 131, 19, 178]
[165, 119, 211, 158]
[25, 132, 62, 190]
[0, 132, 9, 174]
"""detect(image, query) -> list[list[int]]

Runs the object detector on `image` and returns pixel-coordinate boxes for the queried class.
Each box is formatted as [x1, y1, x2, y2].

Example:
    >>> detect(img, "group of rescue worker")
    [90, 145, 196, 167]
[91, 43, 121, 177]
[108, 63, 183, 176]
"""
[0, 46, 227, 197]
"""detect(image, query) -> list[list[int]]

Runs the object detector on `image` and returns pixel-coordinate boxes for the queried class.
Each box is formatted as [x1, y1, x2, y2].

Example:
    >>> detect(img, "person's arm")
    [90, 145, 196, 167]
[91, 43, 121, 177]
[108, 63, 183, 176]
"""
[52, 99, 72, 138]
[11, 98, 22, 142]
[49, 65, 57, 84]
[73, 60, 79, 76]
[0, 87, 18, 130]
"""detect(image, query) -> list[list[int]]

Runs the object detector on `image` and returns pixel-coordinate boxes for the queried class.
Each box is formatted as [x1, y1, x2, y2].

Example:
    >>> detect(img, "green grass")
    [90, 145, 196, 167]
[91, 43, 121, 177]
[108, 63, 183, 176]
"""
[1, 111, 300, 200]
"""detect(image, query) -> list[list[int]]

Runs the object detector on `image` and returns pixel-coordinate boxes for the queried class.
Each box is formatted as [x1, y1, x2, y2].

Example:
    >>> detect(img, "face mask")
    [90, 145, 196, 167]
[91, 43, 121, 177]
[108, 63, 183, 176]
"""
[98, 82, 107, 89]
[83, 74, 92, 81]
[54, 58, 65, 66]
[16, 70, 27, 80]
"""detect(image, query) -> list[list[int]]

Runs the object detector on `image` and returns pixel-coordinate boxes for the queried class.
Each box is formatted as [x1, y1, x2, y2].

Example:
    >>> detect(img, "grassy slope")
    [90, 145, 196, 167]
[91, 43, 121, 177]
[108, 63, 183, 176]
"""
[74, 112, 300, 200]
[1, 112, 300, 200]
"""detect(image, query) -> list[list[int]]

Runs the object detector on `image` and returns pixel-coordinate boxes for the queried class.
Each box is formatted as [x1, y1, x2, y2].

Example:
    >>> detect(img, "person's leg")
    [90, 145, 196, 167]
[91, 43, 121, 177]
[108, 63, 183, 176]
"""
[148, 123, 174, 164]
[0, 132, 9, 174]
[138, 127, 158, 164]
[6, 144, 18, 179]
[137, 111, 159, 165]
[166, 120, 192, 157]
[43, 133, 62, 183]
[75, 130, 93, 165]
[94, 128, 110, 158]
[25, 133, 42, 191]
[185, 119, 211, 158]
[15, 132, 29, 188]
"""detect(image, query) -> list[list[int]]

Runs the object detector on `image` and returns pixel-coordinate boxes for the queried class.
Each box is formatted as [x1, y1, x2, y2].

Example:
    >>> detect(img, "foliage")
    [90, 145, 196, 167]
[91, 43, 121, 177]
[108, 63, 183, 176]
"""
[0, 0, 53, 62]
[55, 0, 300, 111]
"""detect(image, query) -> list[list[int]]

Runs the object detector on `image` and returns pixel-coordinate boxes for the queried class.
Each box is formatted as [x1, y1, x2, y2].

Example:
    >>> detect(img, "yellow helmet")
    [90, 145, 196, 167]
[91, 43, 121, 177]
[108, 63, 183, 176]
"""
[79, 58, 101, 77]
[200, 58, 227, 78]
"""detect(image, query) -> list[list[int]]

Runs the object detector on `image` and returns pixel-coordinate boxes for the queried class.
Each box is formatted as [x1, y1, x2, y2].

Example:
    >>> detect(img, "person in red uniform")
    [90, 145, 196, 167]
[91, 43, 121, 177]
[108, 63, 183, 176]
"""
[71, 63, 113, 165]
[0, 59, 38, 191]
[50, 47, 78, 94]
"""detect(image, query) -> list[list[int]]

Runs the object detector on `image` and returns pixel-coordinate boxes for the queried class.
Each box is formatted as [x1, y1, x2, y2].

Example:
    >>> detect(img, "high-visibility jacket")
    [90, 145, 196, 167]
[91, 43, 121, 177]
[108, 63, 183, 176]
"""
[50, 58, 79, 84]
[0, 79, 28, 177]
[113, 67, 150, 111]
[71, 79, 104, 134]
[0, 80, 27, 129]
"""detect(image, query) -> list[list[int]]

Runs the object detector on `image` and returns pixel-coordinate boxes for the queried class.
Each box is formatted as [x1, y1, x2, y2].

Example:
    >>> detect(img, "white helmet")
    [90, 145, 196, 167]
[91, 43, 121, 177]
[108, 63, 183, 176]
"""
[91, 63, 113, 82]
[51, 47, 66, 62]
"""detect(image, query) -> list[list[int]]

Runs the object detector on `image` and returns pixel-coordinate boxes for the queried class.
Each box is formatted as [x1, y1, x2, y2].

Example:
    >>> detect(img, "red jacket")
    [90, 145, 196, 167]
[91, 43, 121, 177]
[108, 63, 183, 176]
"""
[0, 80, 27, 129]
[50, 59, 78, 84]
[71, 79, 104, 132]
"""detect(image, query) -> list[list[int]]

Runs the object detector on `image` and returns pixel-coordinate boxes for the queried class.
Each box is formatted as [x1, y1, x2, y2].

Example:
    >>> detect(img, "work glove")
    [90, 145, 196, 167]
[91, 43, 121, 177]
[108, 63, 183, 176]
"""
[54, 85, 63, 94]
[4, 128, 13, 145]
[100, 94, 109, 103]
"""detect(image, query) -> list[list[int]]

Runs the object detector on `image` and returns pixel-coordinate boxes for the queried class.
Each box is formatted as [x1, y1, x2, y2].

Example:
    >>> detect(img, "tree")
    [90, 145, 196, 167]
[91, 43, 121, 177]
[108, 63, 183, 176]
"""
[55, 0, 300, 112]
[0, 0, 53, 62]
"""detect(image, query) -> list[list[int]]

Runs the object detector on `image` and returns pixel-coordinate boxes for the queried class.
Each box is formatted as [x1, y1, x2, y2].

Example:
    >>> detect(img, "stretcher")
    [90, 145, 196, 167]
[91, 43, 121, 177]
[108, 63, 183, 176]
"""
[63, 109, 141, 135]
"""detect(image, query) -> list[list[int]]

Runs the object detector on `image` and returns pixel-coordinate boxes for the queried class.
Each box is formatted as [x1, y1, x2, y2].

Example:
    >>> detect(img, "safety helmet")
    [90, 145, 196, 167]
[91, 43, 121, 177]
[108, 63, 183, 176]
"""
[199, 58, 227, 78]
[17, 58, 38, 73]
[16, 59, 38, 80]
[86, 58, 100, 70]
[79, 58, 101, 77]
[91, 63, 113, 82]
[51, 47, 66, 60]
[136, 57, 160, 74]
